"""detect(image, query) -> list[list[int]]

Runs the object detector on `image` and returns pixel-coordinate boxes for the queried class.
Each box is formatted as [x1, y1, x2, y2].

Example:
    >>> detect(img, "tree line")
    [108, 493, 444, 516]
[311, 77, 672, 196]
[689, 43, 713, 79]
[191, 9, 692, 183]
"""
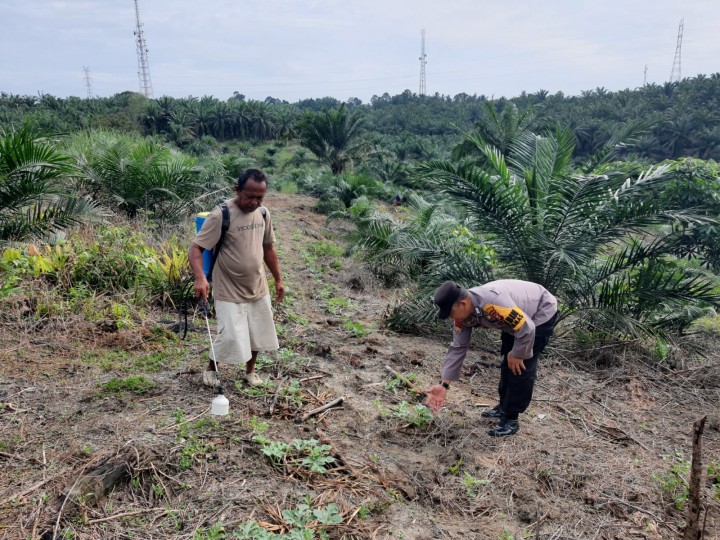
[3, 74, 720, 162]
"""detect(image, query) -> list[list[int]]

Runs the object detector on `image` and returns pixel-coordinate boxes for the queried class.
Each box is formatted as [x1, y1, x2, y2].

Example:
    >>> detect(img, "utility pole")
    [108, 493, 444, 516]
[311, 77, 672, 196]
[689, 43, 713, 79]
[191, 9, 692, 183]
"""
[419, 29, 427, 96]
[133, 0, 153, 97]
[669, 18, 684, 83]
[82, 66, 94, 99]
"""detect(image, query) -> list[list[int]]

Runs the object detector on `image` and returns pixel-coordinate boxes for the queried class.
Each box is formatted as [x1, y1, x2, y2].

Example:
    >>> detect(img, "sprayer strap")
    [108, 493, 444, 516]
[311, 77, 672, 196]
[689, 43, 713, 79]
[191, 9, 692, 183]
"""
[207, 203, 230, 283]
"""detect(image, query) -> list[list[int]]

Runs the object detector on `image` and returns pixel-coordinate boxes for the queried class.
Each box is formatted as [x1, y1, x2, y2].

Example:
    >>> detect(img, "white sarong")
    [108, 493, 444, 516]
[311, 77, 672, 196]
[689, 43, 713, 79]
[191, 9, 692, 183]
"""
[211, 295, 279, 365]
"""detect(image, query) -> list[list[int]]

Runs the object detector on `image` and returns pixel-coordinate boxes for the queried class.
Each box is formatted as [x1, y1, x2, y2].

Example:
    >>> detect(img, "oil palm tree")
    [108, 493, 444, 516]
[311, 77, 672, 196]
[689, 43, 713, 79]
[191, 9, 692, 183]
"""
[67, 131, 214, 221]
[452, 102, 536, 161]
[0, 126, 101, 244]
[298, 104, 365, 175]
[416, 128, 720, 336]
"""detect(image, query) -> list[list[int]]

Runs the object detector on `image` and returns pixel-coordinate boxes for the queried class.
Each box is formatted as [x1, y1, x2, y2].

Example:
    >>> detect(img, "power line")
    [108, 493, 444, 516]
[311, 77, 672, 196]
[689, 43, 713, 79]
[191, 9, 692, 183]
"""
[419, 29, 427, 96]
[133, 0, 153, 97]
[82, 66, 94, 98]
[669, 18, 684, 82]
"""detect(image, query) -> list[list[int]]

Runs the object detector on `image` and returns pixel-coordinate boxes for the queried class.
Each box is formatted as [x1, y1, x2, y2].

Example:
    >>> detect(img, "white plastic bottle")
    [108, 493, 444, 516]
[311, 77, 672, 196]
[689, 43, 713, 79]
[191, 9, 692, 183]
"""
[211, 393, 229, 416]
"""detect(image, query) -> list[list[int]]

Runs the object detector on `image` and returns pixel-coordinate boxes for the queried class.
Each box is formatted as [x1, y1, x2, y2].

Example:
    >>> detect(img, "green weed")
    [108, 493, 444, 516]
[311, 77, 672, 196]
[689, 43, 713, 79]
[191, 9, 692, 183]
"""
[101, 376, 156, 396]
[253, 436, 335, 473]
[326, 296, 351, 315]
[653, 451, 690, 509]
[343, 319, 369, 338]
[462, 471, 490, 497]
[233, 501, 342, 539]
[307, 240, 343, 258]
[379, 401, 433, 428]
[179, 437, 216, 470]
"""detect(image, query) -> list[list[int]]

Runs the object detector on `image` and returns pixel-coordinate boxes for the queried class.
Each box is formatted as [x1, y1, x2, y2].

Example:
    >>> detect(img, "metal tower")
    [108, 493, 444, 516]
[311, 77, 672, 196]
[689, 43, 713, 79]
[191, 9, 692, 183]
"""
[643, 64, 648, 86]
[419, 29, 427, 96]
[669, 18, 684, 83]
[133, 0, 153, 97]
[82, 66, 94, 99]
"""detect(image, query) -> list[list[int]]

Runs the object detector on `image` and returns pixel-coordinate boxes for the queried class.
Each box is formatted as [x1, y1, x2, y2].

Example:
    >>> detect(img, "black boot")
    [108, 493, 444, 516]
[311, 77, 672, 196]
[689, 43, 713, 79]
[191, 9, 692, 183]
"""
[488, 418, 520, 437]
[481, 404, 505, 418]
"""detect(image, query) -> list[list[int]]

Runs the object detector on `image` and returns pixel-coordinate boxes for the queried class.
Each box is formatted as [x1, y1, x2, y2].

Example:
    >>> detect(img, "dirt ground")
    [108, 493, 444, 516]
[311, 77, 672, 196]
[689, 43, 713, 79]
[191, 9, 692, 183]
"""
[1, 192, 719, 540]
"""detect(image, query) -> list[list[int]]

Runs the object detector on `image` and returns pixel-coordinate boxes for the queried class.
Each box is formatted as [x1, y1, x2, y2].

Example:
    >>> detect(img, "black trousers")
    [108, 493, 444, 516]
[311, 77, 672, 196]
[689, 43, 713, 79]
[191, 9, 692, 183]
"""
[498, 313, 557, 420]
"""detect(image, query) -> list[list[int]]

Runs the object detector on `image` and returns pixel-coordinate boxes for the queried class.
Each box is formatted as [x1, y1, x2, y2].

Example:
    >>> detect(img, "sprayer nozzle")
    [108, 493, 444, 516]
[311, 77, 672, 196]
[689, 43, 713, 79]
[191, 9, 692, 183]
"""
[216, 386, 224, 395]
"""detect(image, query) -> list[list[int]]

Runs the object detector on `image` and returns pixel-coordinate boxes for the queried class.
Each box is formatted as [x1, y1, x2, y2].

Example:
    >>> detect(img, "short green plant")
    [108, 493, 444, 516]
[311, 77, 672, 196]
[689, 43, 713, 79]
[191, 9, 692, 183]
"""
[307, 240, 344, 258]
[253, 436, 335, 473]
[384, 372, 418, 394]
[448, 457, 463, 475]
[179, 436, 216, 470]
[101, 376, 157, 396]
[237, 379, 275, 397]
[285, 310, 310, 326]
[245, 415, 270, 435]
[708, 460, 720, 500]
[233, 501, 342, 539]
[194, 522, 226, 540]
[343, 319, 369, 338]
[499, 531, 515, 540]
[152, 481, 165, 498]
[653, 451, 690, 509]
[281, 380, 304, 408]
[462, 471, 490, 497]
[386, 401, 433, 428]
[326, 296, 351, 315]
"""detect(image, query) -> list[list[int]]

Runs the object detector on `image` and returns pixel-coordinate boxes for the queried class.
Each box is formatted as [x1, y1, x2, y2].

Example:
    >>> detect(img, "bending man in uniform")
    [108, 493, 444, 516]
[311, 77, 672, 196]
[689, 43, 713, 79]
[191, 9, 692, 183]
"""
[425, 280, 557, 437]
[189, 168, 285, 388]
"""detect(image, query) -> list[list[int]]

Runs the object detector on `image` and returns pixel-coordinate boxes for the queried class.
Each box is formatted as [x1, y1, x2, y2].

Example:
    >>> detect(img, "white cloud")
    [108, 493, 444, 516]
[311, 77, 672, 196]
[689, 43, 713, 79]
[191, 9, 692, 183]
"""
[2, 0, 719, 100]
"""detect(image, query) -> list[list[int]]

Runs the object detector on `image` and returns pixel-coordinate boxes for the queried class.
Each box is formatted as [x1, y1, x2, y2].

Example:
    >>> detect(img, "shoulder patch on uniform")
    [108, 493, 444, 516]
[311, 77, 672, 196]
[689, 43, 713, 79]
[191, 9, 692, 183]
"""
[483, 304, 526, 331]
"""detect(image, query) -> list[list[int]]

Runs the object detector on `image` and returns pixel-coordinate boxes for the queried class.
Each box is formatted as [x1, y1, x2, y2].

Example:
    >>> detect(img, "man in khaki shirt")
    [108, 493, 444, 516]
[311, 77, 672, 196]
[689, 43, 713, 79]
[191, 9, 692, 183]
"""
[189, 168, 285, 387]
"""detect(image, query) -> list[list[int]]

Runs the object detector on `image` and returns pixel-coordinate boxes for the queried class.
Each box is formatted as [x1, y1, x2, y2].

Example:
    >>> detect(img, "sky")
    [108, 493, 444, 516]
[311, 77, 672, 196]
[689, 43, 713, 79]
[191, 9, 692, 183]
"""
[2, 0, 718, 103]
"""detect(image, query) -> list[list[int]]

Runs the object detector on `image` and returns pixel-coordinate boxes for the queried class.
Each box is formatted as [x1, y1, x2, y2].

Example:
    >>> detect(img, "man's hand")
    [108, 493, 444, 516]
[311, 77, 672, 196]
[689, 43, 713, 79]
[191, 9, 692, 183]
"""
[507, 352, 526, 376]
[194, 276, 210, 303]
[275, 280, 285, 303]
[424, 384, 447, 413]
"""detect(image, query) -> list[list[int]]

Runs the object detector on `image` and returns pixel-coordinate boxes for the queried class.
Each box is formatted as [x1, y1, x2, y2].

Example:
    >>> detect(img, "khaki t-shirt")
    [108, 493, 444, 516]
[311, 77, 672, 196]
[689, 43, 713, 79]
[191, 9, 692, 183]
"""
[194, 200, 276, 303]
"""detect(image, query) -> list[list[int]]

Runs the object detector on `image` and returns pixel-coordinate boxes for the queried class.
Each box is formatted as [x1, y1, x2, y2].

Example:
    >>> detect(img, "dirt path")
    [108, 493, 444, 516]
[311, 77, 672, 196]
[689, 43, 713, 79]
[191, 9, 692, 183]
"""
[1, 192, 719, 539]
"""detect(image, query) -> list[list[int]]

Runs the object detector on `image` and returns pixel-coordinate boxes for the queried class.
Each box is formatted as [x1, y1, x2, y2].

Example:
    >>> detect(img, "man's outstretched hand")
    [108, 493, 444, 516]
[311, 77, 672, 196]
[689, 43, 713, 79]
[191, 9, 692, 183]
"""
[424, 384, 447, 413]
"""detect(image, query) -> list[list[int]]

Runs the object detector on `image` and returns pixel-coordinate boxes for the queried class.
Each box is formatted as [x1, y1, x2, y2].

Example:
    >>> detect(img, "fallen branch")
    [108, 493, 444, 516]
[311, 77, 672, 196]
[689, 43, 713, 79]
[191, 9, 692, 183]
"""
[298, 374, 328, 383]
[88, 508, 166, 525]
[298, 397, 344, 422]
[0, 451, 38, 463]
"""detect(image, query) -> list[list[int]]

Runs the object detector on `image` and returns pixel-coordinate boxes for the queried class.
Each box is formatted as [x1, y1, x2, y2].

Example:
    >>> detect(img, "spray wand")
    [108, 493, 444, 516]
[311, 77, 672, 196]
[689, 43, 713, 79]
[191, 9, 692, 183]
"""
[200, 300, 229, 416]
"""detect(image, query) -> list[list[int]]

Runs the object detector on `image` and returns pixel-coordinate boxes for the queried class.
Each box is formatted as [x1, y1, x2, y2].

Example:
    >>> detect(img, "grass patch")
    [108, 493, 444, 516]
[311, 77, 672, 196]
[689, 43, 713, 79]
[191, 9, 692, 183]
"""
[101, 375, 157, 396]
[307, 240, 344, 258]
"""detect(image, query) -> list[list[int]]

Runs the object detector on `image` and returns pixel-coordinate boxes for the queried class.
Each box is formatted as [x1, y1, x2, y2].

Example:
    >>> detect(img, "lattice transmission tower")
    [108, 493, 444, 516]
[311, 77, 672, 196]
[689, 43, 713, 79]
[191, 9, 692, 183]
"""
[133, 0, 153, 97]
[419, 29, 427, 96]
[669, 18, 684, 83]
[82, 66, 94, 99]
